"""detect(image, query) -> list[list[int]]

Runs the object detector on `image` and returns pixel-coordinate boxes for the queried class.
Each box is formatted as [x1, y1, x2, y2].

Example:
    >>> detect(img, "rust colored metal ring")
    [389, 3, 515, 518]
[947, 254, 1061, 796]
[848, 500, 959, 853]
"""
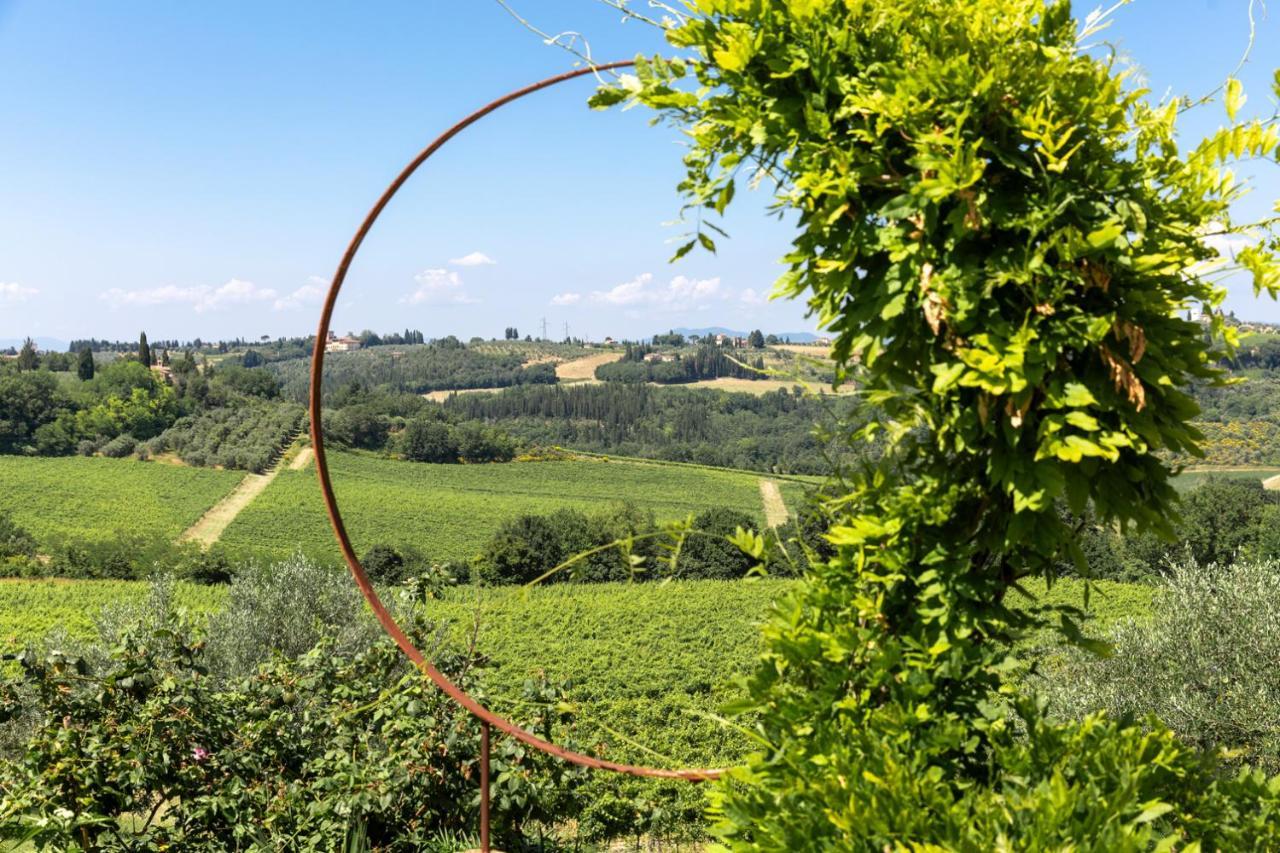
[309, 61, 724, 782]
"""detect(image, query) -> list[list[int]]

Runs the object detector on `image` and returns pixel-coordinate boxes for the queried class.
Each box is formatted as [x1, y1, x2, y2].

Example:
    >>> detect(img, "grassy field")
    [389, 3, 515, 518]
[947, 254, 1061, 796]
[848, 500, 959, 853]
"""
[218, 452, 811, 564]
[0, 456, 243, 546]
[1173, 466, 1280, 491]
[0, 578, 225, 653]
[0, 573, 1152, 765]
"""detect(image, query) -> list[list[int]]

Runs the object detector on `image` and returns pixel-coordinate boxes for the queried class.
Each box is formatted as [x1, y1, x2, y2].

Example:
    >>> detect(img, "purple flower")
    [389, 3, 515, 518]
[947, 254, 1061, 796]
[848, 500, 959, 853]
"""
[191, 746, 210, 762]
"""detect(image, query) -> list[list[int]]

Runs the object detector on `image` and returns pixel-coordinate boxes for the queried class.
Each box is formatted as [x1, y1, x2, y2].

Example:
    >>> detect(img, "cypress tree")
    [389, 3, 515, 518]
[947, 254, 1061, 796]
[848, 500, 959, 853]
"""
[138, 332, 152, 367]
[77, 347, 95, 381]
[16, 338, 37, 371]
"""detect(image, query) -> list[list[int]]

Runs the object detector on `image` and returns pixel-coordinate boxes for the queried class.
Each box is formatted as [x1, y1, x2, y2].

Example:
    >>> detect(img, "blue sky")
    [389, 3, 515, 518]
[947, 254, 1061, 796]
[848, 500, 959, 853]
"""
[1, 1, 1277, 344]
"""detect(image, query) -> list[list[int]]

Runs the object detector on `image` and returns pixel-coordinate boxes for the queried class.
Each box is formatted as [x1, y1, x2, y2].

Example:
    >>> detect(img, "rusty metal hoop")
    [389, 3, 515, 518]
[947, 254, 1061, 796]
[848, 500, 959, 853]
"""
[309, 61, 724, 784]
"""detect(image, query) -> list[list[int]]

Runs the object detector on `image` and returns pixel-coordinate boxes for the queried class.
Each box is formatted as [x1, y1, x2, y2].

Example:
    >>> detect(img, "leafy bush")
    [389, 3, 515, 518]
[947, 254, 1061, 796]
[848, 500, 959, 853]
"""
[0, 510, 36, 560]
[474, 503, 780, 585]
[0, 613, 589, 850]
[1041, 560, 1280, 773]
[201, 554, 381, 678]
[399, 417, 457, 462]
[677, 507, 757, 580]
[324, 403, 391, 450]
[359, 543, 436, 584]
[37, 532, 234, 584]
[98, 433, 137, 458]
[605, 0, 1280, 846]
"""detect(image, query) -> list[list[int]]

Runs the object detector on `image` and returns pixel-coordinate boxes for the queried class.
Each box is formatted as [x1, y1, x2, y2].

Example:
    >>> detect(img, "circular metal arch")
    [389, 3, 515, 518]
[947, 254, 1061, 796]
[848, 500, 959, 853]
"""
[309, 61, 723, 782]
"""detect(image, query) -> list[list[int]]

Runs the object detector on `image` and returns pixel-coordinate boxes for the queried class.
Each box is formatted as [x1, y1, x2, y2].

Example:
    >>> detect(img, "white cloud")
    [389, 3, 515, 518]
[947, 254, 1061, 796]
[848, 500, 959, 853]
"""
[1203, 232, 1252, 261]
[274, 276, 327, 311]
[403, 268, 478, 305]
[100, 278, 277, 313]
[0, 282, 38, 304]
[739, 288, 766, 305]
[449, 251, 496, 267]
[550, 292, 582, 306]
[589, 273, 723, 311]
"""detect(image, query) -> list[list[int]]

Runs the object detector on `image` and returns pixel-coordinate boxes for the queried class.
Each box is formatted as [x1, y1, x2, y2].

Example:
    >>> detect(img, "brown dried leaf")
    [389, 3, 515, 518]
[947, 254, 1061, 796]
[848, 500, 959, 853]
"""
[920, 262, 946, 335]
[957, 188, 982, 230]
[978, 393, 990, 427]
[1101, 344, 1146, 411]
[1082, 260, 1112, 292]
[1113, 320, 1147, 364]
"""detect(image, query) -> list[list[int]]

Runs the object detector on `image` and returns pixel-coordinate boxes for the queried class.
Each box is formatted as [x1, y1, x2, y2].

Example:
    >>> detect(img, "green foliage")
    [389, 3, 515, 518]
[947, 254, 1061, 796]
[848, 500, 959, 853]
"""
[0, 510, 36, 561]
[98, 432, 137, 458]
[442, 382, 858, 475]
[596, 343, 766, 383]
[395, 417, 516, 463]
[76, 347, 94, 382]
[0, 370, 67, 453]
[398, 417, 457, 462]
[0, 572, 1151, 842]
[677, 507, 759, 580]
[200, 554, 384, 677]
[219, 451, 792, 563]
[602, 0, 1280, 845]
[359, 543, 437, 584]
[270, 341, 557, 403]
[0, 579, 223, 655]
[474, 504, 660, 585]
[325, 402, 392, 450]
[153, 399, 303, 472]
[0, 613, 586, 850]
[1041, 561, 1280, 774]
[1068, 478, 1280, 580]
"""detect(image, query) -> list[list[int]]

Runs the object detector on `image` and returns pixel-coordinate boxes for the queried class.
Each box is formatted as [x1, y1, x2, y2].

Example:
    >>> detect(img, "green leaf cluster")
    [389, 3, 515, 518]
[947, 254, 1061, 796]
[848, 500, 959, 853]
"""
[600, 0, 1280, 846]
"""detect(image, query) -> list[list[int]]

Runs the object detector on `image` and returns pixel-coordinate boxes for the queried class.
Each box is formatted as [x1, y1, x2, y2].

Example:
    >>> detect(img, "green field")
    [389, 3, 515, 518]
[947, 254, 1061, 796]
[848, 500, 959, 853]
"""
[0, 578, 225, 653]
[219, 452, 809, 563]
[0, 456, 242, 546]
[0, 573, 1152, 768]
[1173, 466, 1280, 491]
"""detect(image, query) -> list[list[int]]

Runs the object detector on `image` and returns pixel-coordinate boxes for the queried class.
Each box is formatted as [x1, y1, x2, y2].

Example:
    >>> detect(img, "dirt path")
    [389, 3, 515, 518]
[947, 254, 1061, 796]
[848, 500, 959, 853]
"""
[179, 471, 276, 548]
[289, 447, 314, 471]
[759, 479, 790, 527]
[556, 351, 622, 382]
[1264, 474, 1280, 491]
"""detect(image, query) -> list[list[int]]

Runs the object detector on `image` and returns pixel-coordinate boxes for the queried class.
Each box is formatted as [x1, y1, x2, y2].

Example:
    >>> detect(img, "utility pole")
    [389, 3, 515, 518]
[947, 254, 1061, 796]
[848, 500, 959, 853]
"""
[540, 316, 548, 341]
[563, 321, 569, 343]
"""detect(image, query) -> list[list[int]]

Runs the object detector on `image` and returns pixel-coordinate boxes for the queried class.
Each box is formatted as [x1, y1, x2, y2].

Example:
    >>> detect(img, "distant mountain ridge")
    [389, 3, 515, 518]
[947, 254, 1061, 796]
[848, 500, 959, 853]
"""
[0, 337, 69, 352]
[667, 327, 822, 343]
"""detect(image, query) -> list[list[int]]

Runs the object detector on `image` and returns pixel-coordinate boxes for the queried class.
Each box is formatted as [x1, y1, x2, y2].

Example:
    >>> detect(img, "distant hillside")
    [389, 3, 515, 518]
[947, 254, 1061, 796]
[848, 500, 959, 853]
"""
[668, 327, 822, 343]
[0, 336, 69, 352]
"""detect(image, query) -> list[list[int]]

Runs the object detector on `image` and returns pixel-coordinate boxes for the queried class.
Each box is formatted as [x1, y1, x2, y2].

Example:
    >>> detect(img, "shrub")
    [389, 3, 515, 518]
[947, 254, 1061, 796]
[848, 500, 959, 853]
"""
[33, 533, 232, 584]
[327, 404, 391, 450]
[399, 417, 457, 462]
[678, 507, 758, 580]
[454, 422, 516, 463]
[201, 554, 383, 677]
[359, 543, 434, 584]
[0, 510, 36, 560]
[98, 433, 137, 458]
[0, 613, 589, 850]
[1041, 560, 1280, 773]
